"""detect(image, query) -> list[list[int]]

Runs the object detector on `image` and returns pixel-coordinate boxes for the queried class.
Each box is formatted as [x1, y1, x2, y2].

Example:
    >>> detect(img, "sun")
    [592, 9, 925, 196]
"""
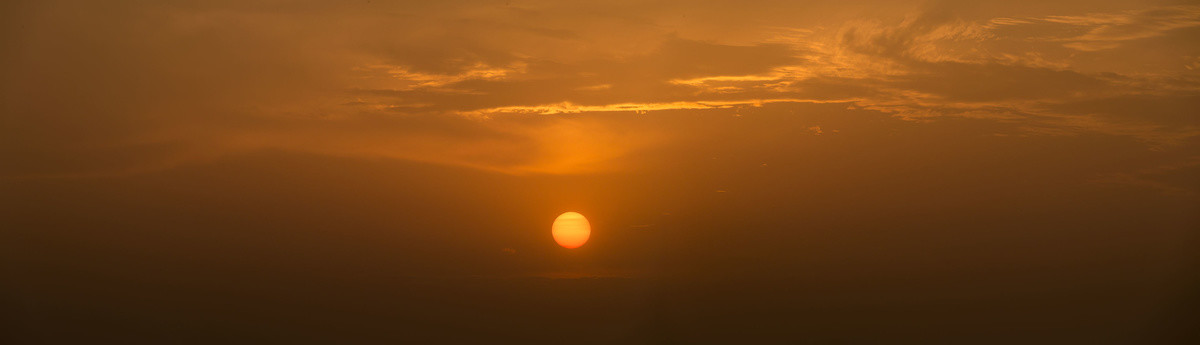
[551, 212, 591, 249]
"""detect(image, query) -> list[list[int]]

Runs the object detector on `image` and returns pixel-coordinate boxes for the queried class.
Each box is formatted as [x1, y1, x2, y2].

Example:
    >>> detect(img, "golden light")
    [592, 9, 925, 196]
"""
[551, 212, 591, 249]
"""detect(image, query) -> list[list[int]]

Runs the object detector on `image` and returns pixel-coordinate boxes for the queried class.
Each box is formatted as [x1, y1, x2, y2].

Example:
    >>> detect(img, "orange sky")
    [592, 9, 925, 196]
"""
[3, 0, 1199, 343]
[5, 0, 1200, 176]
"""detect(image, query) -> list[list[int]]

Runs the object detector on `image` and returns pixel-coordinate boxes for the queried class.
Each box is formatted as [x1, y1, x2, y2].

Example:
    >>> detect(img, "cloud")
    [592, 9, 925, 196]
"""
[350, 37, 805, 114]
[3, 0, 1198, 178]
[1042, 5, 1200, 51]
[461, 99, 831, 116]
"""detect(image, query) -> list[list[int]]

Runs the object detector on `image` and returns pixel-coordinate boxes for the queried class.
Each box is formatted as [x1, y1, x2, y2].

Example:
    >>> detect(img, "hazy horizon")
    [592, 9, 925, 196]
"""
[3, 0, 1199, 343]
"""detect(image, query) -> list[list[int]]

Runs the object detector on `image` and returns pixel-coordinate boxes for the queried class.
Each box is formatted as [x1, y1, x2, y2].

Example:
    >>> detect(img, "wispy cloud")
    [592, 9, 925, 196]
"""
[4, 1, 1198, 178]
[1041, 5, 1200, 51]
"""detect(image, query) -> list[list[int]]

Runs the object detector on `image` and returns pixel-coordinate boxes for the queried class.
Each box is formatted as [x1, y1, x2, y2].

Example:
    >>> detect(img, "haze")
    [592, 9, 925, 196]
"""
[3, 0, 1198, 343]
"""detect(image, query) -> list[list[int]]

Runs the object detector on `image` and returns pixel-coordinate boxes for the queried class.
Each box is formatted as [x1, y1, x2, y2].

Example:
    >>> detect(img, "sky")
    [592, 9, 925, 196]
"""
[2, 0, 1199, 343]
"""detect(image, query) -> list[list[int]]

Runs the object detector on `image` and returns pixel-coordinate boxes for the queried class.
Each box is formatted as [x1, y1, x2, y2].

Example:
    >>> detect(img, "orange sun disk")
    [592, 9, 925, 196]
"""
[551, 212, 591, 248]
